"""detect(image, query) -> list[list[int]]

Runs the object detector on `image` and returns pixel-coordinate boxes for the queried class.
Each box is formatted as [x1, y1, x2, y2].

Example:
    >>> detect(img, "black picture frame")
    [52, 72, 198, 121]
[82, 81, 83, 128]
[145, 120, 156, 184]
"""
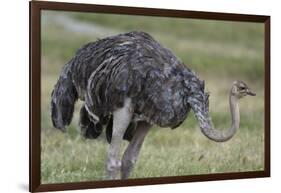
[30, 1, 270, 192]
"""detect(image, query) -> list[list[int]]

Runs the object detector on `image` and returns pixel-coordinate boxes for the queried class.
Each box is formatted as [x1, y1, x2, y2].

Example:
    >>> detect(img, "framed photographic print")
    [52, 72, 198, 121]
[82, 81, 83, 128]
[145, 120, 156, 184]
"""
[29, 0, 270, 192]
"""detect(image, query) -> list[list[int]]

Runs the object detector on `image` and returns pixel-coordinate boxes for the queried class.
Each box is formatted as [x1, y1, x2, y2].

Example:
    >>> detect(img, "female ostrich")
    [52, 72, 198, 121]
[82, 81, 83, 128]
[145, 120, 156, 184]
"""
[51, 31, 256, 179]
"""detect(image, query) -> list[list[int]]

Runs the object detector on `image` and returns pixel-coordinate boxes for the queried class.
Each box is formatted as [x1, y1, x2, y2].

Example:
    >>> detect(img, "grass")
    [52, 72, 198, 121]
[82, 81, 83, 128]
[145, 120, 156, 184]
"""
[40, 11, 265, 184]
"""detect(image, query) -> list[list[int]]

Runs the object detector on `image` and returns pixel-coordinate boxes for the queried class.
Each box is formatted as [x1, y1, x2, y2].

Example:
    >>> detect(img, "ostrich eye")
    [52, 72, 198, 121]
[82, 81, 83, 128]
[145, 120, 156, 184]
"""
[239, 86, 246, 90]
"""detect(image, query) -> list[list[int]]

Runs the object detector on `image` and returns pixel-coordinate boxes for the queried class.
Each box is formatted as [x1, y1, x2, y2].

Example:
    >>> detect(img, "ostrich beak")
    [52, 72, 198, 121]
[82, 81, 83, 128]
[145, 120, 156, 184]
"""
[246, 89, 256, 96]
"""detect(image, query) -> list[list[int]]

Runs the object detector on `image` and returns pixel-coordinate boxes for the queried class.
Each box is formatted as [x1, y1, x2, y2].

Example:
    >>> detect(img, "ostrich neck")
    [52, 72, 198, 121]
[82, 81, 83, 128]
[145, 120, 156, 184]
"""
[229, 94, 240, 133]
[195, 91, 240, 142]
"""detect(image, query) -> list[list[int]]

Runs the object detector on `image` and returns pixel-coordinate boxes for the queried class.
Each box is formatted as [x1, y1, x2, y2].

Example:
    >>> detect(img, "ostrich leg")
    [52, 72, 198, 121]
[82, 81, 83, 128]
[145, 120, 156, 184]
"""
[106, 98, 133, 180]
[121, 121, 152, 179]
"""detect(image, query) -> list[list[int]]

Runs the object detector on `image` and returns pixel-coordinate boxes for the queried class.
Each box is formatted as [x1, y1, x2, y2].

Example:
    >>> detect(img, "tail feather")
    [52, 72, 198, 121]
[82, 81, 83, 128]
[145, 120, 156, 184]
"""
[51, 62, 77, 131]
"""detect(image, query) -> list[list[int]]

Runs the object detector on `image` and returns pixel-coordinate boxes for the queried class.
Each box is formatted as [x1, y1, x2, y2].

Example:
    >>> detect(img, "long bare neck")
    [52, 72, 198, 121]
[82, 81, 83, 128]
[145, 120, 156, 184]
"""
[195, 90, 241, 142]
[229, 94, 240, 137]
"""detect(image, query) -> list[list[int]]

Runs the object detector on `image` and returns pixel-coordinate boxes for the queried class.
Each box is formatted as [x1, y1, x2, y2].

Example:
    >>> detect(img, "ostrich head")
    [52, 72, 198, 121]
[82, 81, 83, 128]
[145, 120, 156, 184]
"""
[186, 79, 256, 142]
[230, 80, 256, 98]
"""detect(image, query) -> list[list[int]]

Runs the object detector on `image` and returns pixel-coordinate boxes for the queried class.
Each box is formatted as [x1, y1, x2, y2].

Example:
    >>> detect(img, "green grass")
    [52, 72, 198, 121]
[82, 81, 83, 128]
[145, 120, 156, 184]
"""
[41, 11, 265, 184]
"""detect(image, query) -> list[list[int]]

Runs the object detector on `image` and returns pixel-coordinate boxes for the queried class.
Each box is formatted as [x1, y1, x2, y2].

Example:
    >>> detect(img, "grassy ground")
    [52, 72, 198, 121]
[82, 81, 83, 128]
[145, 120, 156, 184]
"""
[41, 11, 265, 183]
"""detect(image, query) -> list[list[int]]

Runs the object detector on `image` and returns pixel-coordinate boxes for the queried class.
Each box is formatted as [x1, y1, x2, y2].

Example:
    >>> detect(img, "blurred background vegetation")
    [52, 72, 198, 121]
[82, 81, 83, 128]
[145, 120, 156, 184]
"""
[41, 10, 265, 184]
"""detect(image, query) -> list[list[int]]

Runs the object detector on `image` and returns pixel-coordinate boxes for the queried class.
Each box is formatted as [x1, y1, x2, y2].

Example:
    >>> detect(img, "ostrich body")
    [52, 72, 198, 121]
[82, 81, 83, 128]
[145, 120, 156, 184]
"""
[51, 31, 255, 179]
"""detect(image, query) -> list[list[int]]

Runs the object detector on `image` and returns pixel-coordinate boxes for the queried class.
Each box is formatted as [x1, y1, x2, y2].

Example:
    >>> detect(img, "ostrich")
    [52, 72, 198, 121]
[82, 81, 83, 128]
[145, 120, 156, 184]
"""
[51, 31, 256, 180]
